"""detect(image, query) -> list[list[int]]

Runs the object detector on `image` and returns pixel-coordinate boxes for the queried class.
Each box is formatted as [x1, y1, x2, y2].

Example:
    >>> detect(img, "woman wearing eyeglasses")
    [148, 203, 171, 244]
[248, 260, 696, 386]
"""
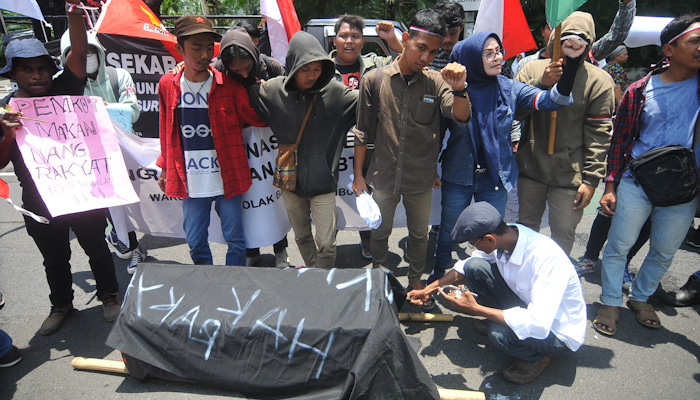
[430, 31, 583, 283]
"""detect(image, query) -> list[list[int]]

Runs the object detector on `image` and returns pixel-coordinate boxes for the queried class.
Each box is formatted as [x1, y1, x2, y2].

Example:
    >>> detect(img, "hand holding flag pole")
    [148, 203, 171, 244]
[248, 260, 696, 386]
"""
[547, 26, 562, 155]
[545, 0, 589, 154]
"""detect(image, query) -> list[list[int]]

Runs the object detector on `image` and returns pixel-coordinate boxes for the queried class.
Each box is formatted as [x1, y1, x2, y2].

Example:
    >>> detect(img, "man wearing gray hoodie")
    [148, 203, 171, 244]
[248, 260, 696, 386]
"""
[60, 30, 144, 274]
[247, 31, 358, 269]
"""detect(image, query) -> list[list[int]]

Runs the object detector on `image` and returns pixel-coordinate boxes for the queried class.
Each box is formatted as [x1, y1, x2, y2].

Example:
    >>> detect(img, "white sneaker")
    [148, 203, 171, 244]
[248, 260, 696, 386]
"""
[275, 249, 290, 269]
[127, 247, 146, 275]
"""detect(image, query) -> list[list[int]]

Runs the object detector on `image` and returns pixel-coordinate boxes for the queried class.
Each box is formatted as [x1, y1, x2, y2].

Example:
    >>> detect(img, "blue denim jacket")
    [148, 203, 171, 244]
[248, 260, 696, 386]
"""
[441, 80, 572, 191]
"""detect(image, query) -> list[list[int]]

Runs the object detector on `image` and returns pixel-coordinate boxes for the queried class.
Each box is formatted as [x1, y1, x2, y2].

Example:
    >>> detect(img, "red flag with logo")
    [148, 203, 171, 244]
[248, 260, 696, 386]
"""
[96, 0, 182, 62]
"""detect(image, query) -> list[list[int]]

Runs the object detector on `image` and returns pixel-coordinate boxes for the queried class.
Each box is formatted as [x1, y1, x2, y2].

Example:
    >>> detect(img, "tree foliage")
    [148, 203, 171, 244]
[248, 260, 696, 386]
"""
[160, 0, 258, 15]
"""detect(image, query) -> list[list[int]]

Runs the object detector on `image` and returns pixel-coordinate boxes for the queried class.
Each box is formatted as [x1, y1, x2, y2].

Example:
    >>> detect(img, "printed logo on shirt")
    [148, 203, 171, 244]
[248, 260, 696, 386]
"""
[342, 71, 361, 90]
[178, 91, 209, 108]
[179, 74, 223, 197]
[186, 150, 220, 172]
[181, 123, 212, 139]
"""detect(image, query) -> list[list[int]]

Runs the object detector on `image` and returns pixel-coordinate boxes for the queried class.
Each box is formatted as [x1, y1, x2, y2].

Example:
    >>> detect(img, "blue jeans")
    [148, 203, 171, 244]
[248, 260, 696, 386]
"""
[0, 329, 12, 358]
[601, 177, 699, 306]
[434, 177, 507, 271]
[182, 195, 245, 266]
[462, 257, 571, 362]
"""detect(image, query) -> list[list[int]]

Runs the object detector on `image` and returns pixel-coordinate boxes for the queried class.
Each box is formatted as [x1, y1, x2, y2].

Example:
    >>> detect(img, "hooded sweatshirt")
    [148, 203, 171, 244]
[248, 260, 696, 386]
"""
[515, 11, 614, 189]
[60, 32, 139, 125]
[442, 32, 572, 192]
[247, 31, 358, 198]
[214, 27, 285, 85]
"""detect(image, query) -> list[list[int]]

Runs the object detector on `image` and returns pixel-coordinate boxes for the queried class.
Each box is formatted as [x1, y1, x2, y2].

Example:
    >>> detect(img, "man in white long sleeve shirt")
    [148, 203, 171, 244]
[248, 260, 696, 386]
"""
[407, 202, 587, 384]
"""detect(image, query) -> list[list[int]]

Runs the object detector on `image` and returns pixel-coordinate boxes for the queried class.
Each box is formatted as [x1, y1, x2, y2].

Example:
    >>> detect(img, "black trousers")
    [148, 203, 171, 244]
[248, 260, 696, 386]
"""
[584, 208, 651, 262]
[246, 237, 288, 257]
[24, 208, 119, 307]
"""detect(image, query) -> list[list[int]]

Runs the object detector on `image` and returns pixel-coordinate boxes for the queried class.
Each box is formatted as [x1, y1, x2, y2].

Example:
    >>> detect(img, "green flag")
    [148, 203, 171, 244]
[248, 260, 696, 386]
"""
[546, 0, 589, 28]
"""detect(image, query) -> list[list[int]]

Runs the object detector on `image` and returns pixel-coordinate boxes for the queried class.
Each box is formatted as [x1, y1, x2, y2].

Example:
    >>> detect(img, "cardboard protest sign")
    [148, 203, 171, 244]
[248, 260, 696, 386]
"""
[107, 105, 133, 133]
[107, 263, 438, 398]
[10, 95, 139, 218]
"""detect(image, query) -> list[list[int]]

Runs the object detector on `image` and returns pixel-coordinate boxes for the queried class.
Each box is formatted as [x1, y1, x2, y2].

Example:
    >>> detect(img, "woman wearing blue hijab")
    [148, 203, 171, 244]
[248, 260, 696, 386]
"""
[431, 31, 582, 282]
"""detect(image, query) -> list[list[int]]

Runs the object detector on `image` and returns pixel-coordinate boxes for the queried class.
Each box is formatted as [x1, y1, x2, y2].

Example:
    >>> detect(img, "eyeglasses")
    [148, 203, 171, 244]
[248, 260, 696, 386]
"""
[482, 48, 506, 61]
[469, 237, 483, 247]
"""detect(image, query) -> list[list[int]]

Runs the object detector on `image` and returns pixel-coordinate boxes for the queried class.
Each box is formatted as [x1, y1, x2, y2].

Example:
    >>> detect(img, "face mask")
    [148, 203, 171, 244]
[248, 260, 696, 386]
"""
[86, 54, 99, 74]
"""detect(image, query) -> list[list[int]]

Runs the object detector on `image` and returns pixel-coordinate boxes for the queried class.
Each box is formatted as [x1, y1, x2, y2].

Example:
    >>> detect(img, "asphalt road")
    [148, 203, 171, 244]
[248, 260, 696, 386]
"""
[1, 171, 699, 399]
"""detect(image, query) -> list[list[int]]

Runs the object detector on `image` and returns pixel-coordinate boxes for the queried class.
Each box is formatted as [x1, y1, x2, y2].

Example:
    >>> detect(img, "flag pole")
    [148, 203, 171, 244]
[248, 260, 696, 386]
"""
[547, 25, 562, 155]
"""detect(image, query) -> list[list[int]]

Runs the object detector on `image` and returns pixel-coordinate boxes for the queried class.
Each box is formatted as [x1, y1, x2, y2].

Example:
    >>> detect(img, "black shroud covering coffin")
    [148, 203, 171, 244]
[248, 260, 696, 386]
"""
[106, 263, 439, 399]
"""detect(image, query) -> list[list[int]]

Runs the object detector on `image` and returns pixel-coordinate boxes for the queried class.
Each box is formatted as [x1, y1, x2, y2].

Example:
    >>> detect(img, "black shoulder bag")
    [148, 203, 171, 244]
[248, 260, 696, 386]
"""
[627, 115, 700, 207]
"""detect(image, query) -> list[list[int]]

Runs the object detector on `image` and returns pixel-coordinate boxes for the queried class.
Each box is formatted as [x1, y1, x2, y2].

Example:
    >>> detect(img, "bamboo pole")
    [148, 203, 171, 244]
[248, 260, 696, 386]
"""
[71, 357, 485, 400]
[547, 25, 563, 155]
[437, 388, 486, 400]
[399, 312, 454, 322]
[71, 357, 129, 374]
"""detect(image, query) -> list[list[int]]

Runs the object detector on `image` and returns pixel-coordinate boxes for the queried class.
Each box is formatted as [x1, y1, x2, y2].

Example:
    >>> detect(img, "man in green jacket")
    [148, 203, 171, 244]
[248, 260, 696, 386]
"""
[514, 11, 615, 257]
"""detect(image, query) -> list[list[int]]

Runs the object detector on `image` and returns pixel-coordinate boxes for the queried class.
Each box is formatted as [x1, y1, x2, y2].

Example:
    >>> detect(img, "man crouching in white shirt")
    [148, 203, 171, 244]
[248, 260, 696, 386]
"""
[407, 202, 586, 384]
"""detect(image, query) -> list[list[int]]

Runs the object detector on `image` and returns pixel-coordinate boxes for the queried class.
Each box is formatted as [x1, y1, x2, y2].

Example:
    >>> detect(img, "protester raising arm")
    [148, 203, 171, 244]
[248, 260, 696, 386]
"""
[64, 0, 88, 81]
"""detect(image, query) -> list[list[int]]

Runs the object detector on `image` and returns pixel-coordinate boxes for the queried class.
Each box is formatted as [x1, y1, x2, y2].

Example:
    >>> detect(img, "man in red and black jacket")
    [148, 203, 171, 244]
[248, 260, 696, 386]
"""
[594, 14, 700, 335]
[156, 15, 265, 267]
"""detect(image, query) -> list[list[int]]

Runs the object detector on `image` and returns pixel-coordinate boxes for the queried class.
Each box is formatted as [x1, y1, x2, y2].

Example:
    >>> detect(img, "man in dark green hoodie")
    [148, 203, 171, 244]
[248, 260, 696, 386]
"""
[247, 31, 358, 269]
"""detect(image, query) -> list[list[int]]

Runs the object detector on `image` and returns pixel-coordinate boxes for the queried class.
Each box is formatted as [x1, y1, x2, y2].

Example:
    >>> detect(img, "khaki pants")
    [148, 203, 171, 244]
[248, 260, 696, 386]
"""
[281, 190, 337, 269]
[371, 188, 432, 284]
[517, 176, 582, 256]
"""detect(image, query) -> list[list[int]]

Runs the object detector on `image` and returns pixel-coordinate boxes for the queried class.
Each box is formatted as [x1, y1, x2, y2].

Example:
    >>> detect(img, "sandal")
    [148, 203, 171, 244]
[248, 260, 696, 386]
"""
[627, 300, 662, 329]
[593, 306, 619, 336]
[360, 244, 372, 260]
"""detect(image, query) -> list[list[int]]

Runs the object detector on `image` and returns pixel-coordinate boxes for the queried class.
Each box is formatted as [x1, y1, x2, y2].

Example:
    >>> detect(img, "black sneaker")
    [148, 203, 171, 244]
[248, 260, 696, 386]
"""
[106, 229, 132, 260]
[0, 346, 21, 368]
[127, 246, 146, 275]
[687, 236, 700, 248]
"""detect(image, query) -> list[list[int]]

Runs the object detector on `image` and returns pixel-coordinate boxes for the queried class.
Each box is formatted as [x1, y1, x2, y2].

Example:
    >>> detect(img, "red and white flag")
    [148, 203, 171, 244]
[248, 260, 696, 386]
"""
[0, 177, 49, 223]
[473, 0, 536, 59]
[260, 0, 301, 65]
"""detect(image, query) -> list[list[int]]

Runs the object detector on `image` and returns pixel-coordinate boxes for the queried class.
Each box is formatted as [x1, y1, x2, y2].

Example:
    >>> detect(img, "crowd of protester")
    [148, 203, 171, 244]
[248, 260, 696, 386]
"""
[2, 0, 700, 386]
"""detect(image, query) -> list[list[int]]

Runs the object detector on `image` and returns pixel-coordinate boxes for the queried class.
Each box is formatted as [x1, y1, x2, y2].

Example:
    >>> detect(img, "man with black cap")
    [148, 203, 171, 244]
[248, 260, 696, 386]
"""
[0, 0, 122, 335]
[407, 202, 586, 384]
[156, 15, 265, 266]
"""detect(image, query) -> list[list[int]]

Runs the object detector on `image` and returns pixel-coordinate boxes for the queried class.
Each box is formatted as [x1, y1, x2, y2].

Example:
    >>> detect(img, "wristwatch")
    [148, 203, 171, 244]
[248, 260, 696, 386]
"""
[452, 85, 468, 98]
